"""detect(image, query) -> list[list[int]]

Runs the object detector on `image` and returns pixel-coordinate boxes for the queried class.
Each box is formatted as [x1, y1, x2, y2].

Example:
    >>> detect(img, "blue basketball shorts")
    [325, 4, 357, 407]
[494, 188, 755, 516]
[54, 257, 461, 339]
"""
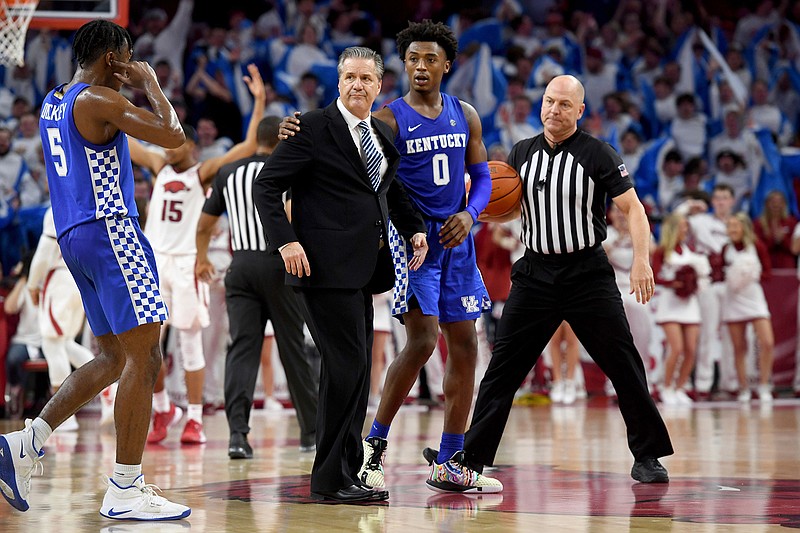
[389, 219, 491, 323]
[59, 216, 169, 336]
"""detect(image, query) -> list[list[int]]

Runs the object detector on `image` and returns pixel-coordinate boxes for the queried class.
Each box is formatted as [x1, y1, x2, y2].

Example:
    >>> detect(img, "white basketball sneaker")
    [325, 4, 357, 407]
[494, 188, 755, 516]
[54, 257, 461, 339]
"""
[358, 436, 387, 488]
[0, 419, 45, 511]
[99, 475, 191, 521]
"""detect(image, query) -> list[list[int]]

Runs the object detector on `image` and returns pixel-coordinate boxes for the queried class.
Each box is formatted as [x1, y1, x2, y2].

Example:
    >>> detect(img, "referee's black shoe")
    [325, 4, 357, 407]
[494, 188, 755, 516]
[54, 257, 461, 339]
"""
[631, 457, 669, 483]
[229, 432, 253, 459]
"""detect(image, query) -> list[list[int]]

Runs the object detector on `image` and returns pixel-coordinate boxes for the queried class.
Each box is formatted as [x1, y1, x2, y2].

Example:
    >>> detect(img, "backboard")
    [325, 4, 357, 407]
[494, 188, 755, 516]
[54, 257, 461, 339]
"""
[29, 0, 128, 30]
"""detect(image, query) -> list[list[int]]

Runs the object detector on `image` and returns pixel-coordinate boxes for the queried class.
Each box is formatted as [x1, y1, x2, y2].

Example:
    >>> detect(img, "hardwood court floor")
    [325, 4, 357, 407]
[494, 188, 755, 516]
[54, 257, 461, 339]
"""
[1, 396, 799, 532]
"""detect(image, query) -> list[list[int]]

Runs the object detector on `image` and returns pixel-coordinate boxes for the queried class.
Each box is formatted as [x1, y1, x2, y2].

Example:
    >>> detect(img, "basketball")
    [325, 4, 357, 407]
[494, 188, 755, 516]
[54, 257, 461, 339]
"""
[482, 160, 523, 219]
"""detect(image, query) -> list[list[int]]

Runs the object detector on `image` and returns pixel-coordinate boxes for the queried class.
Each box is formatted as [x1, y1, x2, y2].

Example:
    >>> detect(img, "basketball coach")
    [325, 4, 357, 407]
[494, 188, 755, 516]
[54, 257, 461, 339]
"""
[253, 46, 428, 503]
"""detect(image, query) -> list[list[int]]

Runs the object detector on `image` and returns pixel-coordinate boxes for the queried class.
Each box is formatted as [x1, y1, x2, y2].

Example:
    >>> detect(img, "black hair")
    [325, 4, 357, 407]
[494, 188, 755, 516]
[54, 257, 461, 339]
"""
[396, 20, 458, 62]
[676, 93, 696, 106]
[182, 123, 198, 143]
[621, 128, 642, 142]
[258, 116, 281, 147]
[73, 20, 133, 68]
[684, 157, 705, 175]
[713, 183, 735, 196]
[664, 149, 683, 164]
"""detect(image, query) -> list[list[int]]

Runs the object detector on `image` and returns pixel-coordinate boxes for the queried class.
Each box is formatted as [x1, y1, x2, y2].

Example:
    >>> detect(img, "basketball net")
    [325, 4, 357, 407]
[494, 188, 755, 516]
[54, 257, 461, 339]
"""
[0, 0, 38, 67]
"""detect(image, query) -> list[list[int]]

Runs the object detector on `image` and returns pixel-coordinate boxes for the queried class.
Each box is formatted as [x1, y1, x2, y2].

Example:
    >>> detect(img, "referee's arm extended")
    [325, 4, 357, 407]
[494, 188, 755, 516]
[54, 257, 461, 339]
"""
[612, 188, 655, 304]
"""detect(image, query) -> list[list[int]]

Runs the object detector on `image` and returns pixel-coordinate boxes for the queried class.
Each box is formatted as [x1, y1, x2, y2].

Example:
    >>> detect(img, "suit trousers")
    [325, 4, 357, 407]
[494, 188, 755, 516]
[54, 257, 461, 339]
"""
[465, 246, 674, 467]
[300, 286, 373, 493]
[224, 251, 319, 447]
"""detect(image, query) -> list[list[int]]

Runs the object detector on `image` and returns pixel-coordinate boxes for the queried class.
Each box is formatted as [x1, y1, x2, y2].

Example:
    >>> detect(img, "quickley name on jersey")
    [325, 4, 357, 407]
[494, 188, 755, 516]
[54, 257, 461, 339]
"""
[388, 93, 469, 221]
[39, 82, 137, 239]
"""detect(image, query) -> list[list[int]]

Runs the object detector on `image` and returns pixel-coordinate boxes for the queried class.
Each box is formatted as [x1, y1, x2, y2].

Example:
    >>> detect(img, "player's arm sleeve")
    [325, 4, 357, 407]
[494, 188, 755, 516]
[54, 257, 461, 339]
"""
[253, 119, 314, 254]
[465, 161, 491, 223]
[386, 178, 426, 239]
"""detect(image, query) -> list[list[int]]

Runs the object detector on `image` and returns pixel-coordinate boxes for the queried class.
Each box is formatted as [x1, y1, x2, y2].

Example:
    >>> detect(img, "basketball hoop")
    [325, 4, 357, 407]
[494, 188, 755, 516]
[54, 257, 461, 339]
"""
[0, 0, 38, 67]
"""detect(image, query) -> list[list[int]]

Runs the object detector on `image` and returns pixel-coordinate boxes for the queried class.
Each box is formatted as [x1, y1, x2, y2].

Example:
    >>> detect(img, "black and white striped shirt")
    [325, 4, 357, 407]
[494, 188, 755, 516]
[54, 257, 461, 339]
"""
[203, 155, 278, 253]
[508, 130, 633, 254]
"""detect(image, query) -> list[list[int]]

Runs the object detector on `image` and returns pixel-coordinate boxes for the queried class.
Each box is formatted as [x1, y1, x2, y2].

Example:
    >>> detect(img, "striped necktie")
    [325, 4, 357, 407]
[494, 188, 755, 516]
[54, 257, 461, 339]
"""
[358, 120, 383, 191]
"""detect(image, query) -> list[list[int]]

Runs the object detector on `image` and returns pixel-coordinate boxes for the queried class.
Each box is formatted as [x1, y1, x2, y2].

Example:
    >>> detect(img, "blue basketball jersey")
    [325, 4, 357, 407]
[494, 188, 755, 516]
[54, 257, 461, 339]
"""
[39, 82, 137, 239]
[388, 93, 469, 220]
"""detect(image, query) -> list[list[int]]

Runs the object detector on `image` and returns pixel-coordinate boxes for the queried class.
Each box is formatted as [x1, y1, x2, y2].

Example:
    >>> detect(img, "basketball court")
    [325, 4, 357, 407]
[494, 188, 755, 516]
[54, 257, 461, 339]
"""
[2, 1, 799, 531]
[2, 397, 800, 531]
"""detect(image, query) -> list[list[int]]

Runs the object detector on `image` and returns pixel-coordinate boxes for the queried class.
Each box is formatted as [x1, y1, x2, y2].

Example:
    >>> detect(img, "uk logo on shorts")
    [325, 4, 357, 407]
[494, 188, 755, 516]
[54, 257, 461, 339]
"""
[461, 295, 479, 313]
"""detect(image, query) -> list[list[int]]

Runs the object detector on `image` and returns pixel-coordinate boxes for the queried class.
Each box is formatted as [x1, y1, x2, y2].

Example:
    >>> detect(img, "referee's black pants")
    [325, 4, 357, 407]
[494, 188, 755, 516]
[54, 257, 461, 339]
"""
[224, 251, 319, 447]
[465, 246, 674, 467]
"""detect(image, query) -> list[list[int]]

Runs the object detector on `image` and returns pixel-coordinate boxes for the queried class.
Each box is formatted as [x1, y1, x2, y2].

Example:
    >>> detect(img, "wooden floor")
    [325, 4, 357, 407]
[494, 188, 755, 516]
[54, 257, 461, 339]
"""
[2, 396, 800, 532]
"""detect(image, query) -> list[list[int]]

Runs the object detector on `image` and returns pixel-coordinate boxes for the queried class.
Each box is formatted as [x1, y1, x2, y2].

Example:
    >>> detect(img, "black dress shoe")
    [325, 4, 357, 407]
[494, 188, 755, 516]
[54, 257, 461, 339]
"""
[631, 457, 669, 483]
[229, 432, 253, 459]
[311, 484, 381, 502]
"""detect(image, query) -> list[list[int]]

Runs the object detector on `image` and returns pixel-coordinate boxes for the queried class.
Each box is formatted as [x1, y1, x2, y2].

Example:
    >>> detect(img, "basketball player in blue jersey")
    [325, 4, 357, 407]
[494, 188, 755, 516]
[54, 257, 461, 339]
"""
[281, 20, 501, 493]
[0, 21, 190, 520]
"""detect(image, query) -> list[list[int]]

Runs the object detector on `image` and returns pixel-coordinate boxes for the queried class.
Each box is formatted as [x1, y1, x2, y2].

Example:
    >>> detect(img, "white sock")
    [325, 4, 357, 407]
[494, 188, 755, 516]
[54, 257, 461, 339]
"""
[153, 390, 170, 413]
[112, 463, 142, 488]
[187, 404, 203, 423]
[31, 418, 52, 453]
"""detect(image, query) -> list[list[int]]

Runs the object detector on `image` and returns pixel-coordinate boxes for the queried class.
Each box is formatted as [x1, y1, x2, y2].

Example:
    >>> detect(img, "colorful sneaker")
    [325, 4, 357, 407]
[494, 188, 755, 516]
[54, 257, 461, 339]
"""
[180, 419, 207, 445]
[147, 404, 183, 444]
[0, 419, 45, 511]
[99, 475, 191, 520]
[357, 437, 387, 488]
[426, 451, 503, 493]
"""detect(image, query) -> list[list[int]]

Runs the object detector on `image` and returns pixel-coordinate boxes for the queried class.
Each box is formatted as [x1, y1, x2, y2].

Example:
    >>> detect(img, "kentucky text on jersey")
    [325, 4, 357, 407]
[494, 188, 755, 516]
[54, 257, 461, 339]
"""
[405, 133, 468, 154]
[40, 102, 68, 122]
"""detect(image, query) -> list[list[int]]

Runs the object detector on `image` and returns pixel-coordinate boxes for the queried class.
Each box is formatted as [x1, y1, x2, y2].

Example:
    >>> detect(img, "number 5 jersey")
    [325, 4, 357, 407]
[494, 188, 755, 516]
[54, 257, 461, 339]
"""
[40, 82, 138, 238]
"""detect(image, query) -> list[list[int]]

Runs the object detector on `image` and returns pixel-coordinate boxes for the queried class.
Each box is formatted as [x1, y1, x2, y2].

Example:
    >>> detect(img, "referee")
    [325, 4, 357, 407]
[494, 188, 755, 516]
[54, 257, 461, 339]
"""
[444, 76, 673, 484]
[196, 116, 319, 458]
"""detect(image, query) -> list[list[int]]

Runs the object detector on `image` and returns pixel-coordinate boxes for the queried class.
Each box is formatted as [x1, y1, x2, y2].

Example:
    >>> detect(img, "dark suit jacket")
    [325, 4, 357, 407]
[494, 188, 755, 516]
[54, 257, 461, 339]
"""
[253, 101, 425, 292]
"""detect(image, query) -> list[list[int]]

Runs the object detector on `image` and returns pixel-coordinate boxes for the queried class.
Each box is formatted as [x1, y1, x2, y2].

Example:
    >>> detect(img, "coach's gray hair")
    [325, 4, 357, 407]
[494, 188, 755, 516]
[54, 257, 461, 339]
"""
[337, 46, 384, 79]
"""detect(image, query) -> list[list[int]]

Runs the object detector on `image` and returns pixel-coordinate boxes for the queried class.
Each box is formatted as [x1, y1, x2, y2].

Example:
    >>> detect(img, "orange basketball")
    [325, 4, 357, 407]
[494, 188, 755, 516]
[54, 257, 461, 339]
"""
[482, 160, 522, 218]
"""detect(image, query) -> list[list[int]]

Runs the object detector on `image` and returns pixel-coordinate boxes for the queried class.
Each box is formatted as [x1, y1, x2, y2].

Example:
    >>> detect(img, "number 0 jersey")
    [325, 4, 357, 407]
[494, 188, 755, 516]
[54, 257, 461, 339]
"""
[145, 163, 205, 255]
[387, 93, 469, 221]
[39, 82, 138, 239]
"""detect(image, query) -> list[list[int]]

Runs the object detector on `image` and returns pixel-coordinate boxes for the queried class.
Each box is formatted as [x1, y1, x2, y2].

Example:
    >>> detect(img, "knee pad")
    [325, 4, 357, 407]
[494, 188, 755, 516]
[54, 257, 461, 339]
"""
[40, 337, 72, 386]
[179, 327, 206, 372]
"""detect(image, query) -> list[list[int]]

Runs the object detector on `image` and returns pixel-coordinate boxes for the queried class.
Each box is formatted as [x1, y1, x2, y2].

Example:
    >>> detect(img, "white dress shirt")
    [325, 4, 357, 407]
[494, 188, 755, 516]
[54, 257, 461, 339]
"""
[336, 98, 389, 182]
